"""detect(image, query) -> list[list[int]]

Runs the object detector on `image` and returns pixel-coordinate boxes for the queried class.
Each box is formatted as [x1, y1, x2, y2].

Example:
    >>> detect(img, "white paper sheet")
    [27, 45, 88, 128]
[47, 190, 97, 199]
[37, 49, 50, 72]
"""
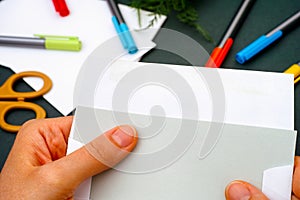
[70, 60, 295, 200]
[0, 0, 166, 115]
[75, 60, 294, 131]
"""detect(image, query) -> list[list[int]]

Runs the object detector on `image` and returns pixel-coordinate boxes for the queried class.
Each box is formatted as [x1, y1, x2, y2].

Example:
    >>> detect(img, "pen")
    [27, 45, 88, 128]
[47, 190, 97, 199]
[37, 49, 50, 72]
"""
[284, 61, 300, 85]
[0, 34, 81, 51]
[205, 0, 256, 68]
[236, 10, 300, 64]
[106, 0, 138, 54]
[52, 0, 70, 17]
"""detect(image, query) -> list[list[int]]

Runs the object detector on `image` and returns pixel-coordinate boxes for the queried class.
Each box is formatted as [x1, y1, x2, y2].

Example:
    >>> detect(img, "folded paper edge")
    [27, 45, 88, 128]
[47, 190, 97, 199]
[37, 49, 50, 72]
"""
[67, 138, 92, 200]
[262, 165, 293, 200]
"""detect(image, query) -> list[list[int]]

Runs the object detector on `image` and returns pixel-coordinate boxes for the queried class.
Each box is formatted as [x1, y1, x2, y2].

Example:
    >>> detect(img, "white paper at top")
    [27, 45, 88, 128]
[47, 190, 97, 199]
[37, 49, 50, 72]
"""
[75, 60, 294, 131]
[0, 0, 166, 115]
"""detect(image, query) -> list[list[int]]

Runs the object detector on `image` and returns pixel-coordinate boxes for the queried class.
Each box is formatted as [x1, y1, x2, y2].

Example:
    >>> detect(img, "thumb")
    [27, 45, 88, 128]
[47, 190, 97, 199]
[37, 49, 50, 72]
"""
[42, 125, 138, 189]
[225, 180, 269, 200]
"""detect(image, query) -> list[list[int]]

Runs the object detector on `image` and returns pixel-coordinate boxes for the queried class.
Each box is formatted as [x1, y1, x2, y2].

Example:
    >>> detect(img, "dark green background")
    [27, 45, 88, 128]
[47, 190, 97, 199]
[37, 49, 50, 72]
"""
[0, 0, 299, 170]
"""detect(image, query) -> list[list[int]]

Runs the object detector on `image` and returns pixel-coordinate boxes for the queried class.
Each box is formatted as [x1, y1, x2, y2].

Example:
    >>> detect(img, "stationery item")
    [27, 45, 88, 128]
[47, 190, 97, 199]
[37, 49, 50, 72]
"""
[70, 106, 296, 200]
[0, 71, 52, 132]
[236, 10, 300, 64]
[0, 0, 166, 116]
[205, 0, 256, 68]
[70, 60, 294, 200]
[284, 61, 300, 84]
[52, 0, 70, 17]
[0, 34, 81, 51]
[107, 0, 138, 54]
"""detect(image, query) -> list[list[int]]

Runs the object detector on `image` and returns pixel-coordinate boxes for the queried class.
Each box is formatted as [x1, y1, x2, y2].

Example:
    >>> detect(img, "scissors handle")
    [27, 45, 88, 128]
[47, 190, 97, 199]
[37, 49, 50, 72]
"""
[0, 101, 46, 132]
[0, 71, 52, 100]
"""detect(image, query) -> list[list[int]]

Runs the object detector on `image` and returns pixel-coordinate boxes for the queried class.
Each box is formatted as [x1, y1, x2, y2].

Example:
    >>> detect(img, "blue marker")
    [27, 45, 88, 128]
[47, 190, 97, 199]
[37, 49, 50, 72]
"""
[236, 10, 300, 64]
[107, 0, 138, 54]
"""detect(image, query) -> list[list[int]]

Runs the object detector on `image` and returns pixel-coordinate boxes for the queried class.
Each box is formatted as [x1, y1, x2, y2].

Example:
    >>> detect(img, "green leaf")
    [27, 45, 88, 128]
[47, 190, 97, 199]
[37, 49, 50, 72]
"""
[130, 0, 213, 42]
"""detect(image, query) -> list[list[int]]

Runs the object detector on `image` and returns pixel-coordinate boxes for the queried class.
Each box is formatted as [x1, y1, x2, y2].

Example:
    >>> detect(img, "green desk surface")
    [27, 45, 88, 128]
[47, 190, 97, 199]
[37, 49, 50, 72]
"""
[0, 0, 299, 171]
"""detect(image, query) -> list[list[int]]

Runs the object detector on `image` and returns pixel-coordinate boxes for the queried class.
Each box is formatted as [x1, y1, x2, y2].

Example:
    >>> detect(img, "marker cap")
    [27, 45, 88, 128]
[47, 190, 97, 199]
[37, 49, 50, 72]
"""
[119, 23, 138, 54]
[112, 16, 128, 49]
[284, 62, 300, 84]
[35, 34, 82, 51]
[52, 0, 70, 17]
[235, 31, 283, 64]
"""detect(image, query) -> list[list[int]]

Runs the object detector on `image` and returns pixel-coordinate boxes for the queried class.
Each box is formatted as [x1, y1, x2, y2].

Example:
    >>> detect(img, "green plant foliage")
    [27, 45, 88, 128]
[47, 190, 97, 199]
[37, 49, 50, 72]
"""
[130, 0, 213, 42]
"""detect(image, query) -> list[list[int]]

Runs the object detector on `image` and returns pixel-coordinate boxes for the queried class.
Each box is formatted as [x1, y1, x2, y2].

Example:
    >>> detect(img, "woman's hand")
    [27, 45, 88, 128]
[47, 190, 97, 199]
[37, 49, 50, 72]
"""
[225, 156, 300, 200]
[0, 116, 138, 200]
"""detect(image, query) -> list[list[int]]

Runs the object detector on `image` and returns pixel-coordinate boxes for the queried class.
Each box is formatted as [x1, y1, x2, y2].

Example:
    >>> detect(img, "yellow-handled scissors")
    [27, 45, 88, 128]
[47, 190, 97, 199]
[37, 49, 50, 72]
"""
[0, 71, 52, 132]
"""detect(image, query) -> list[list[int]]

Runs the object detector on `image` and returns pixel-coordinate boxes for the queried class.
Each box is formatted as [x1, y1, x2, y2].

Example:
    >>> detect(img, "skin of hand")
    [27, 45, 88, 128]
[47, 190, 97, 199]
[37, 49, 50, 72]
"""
[225, 156, 300, 200]
[0, 116, 138, 200]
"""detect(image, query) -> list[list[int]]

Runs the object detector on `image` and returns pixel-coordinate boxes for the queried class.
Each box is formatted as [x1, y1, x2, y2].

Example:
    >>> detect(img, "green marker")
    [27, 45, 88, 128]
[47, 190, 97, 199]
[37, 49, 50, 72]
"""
[0, 34, 82, 51]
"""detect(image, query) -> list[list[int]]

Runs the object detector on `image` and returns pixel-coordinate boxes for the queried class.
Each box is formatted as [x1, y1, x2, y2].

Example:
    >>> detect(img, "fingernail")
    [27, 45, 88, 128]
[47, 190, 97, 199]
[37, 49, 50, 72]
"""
[226, 181, 251, 200]
[111, 125, 136, 148]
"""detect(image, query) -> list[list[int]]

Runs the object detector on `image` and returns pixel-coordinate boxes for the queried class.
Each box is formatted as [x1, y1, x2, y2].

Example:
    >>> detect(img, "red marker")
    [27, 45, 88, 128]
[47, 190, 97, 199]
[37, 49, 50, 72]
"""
[52, 0, 70, 17]
[205, 0, 255, 68]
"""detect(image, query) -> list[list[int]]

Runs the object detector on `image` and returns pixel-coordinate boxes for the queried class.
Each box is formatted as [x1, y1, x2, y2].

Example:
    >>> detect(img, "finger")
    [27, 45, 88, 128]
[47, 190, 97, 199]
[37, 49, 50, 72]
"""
[41, 125, 138, 189]
[293, 156, 300, 198]
[18, 116, 73, 140]
[225, 180, 269, 200]
[2, 116, 73, 170]
[36, 116, 74, 161]
[27, 116, 74, 163]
